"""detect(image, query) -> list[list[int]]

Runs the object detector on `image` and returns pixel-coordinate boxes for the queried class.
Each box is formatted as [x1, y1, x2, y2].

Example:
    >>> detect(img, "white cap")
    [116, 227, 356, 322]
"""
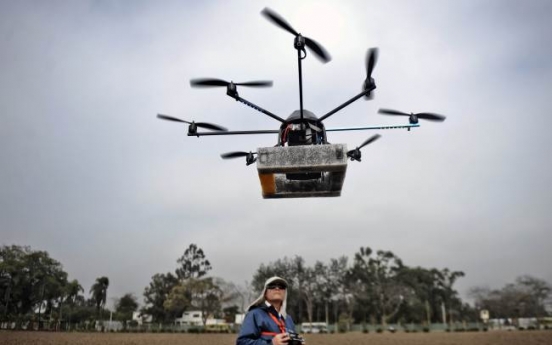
[247, 276, 289, 317]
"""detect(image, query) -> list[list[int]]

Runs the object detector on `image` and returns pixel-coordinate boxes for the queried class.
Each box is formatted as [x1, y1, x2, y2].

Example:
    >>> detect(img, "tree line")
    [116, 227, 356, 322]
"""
[0, 245, 139, 329]
[1, 244, 550, 330]
[250, 247, 472, 328]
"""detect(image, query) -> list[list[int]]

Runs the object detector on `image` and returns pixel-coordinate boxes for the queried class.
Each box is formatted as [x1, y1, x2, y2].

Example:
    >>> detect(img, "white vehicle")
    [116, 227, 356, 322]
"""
[301, 322, 328, 334]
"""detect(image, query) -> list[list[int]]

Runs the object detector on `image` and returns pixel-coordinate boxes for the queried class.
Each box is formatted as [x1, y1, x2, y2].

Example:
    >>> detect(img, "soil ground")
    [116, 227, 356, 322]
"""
[1, 330, 551, 345]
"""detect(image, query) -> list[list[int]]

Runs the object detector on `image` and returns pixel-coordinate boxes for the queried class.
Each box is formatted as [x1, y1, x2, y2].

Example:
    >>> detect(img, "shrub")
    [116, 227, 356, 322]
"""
[376, 328, 383, 333]
[423, 327, 430, 333]
[362, 328, 369, 333]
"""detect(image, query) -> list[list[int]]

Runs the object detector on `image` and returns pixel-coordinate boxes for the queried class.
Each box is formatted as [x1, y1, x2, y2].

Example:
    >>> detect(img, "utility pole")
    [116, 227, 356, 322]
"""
[4, 282, 10, 319]
[423, 300, 432, 327]
[38, 283, 45, 331]
[441, 302, 447, 327]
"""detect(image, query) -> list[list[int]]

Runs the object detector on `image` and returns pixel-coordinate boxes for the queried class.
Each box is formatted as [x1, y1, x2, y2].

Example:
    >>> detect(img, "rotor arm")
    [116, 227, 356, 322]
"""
[318, 86, 375, 122]
[187, 129, 279, 137]
[233, 95, 286, 123]
[326, 123, 420, 132]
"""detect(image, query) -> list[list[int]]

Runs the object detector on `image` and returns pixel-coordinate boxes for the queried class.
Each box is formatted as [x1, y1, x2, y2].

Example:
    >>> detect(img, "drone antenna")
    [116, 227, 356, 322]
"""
[297, 37, 306, 120]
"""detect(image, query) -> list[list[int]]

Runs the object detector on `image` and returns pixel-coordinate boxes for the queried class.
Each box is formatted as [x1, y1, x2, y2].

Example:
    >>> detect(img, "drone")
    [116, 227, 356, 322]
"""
[157, 8, 445, 198]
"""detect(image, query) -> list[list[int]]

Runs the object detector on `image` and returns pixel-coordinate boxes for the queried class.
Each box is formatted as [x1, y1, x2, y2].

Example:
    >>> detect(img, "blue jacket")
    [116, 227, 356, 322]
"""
[236, 304, 296, 345]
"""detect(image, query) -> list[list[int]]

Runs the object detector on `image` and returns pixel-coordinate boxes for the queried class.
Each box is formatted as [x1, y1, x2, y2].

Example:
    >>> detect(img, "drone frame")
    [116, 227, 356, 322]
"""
[161, 7, 444, 153]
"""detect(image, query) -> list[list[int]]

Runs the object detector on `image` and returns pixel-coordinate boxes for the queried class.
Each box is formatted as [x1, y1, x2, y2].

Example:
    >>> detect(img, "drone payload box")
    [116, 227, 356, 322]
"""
[256, 144, 348, 198]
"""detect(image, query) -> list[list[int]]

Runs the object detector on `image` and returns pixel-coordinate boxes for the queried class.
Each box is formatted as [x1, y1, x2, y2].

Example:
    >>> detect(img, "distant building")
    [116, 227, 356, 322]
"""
[235, 313, 245, 325]
[99, 320, 123, 332]
[301, 322, 328, 333]
[175, 310, 203, 326]
[516, 317, 538, 329]
[174, 310, 226, 326]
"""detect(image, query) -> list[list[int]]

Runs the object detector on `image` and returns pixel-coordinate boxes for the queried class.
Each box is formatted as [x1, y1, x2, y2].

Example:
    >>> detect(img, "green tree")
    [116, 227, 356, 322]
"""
[250, 249, 473, 326]
[64, 279, 84, 329]
[399, 267, 443, 324]
[313, 260, 336, 325]
[142, 272, 178, 323]
[300, 266, 318, 325]
[163, 283, 191, 317]
[165, 277, 228, 325]
[90, 276, 109, 318]
[351, 247, 407, 327]
[253, 256, 349, 325]
[0, 245, 70, 328]
[470, 275, 551, 318]
[176, 244, 212, 280]
[115, 293, 139, 324]
[436, 268, 465, 325]
[187, 277, 224, 325]
[68, 297, 98, 330]
[65, 279, 84, 305]
[325, 257, 349, 326]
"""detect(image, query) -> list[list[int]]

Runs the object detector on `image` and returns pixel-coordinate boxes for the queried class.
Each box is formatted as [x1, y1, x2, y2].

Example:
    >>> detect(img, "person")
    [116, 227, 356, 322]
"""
[236, 276, 300, 345]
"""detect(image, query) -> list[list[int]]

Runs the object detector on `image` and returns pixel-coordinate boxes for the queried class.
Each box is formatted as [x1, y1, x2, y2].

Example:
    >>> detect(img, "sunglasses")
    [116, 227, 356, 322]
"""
[267, 284, 287, 290]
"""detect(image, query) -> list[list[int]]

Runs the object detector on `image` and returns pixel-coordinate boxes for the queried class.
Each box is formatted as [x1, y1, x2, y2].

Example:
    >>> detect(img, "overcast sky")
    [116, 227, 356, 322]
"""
[2, 0, 551, 308]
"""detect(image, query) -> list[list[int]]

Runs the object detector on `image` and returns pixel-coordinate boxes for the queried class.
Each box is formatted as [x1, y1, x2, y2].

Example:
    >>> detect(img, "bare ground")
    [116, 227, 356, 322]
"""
[1, 330, 551, 345]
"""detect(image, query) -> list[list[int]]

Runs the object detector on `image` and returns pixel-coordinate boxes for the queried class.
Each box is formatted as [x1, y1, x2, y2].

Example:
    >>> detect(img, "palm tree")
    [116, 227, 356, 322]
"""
[90, 277, 109, 320]
[65, 279, 83, 330]
[67, 280, 84, 304]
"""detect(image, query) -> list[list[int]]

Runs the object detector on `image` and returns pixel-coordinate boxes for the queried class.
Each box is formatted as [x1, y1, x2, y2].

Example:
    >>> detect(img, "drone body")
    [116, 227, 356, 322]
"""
[157, 7, 445, 198]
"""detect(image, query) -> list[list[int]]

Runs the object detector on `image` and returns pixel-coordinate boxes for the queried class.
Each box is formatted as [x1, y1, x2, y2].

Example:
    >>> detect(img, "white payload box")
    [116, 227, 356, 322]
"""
[256, 144, 348, 198]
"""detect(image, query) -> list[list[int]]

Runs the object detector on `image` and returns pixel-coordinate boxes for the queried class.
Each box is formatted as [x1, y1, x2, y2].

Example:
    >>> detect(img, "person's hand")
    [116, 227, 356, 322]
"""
[272, 332, 290, 345]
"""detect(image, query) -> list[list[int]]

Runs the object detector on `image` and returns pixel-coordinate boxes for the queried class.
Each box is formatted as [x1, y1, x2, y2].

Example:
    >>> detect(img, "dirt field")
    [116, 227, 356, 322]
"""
[1, 331, 551, 345]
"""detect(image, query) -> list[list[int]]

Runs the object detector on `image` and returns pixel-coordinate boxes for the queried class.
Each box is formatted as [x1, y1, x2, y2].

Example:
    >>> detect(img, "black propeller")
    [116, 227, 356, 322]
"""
[157, 114, 228, 133]
[364, 48, 378, 99]
[261, 7, 331, 63]
[190, 78, 273, 88]
[347, 134, 381, 162]
[378, 109, 446, 124]
[221, 151, 257, 166]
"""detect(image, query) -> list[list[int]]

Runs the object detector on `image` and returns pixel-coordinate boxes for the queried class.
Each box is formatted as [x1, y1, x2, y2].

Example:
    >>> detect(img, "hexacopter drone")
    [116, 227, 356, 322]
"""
[158, 7, 445, 198]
